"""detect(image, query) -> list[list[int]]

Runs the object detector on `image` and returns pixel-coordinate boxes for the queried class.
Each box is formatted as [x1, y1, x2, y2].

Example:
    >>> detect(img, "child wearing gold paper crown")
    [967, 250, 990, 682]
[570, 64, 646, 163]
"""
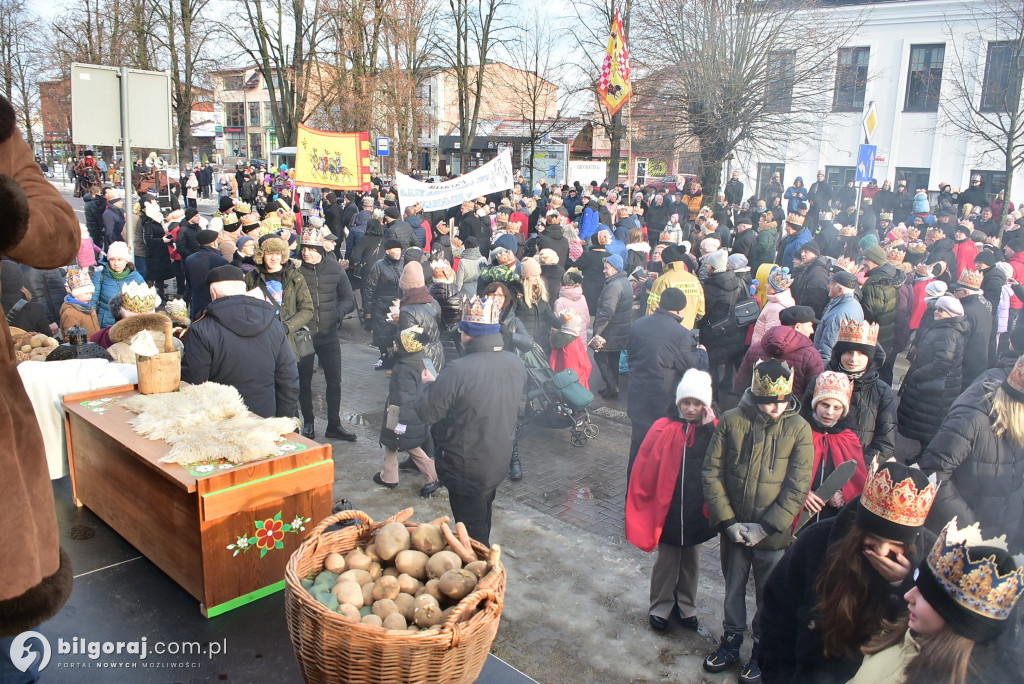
[851, 518, 1024, 684]
[701, 359, 814, 683]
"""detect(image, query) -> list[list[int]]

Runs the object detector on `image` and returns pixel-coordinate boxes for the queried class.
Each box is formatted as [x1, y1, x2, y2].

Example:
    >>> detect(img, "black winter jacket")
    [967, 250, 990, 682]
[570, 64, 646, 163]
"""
[398, 294, 445, 370]
[918, 367, 1024, 551]
[415, 334, 527, 491]
[184, 246, 229, 319]
[593, 271, 634, 351]
[572, 247, 608, 315]
[960, 294, 993, 388]
[299, 257, 356, 338]
[83, 193, 107, 247]
[182, 295, 299, 419]
[730, 228, 757, 264]
[626, 310, 708, 428]
[898, 315, 969, 444]
[19, 265, 66, 326]
[141, 215, 174, 283]
[515, 294, 559, 354]
[660, 415, 717, 547]
[176, 222, 202, 263]
[791, 257, 831, 319]
[860, 263, 905, 357]
[363, 254, 403, 348]
[379, 353, 431, 452]
[759, 501, 931, 684]
[805, 345, 897, 461]
[698, 270, 750, 365]
[386, 219, 417, 248]
[537, 224, 570, 267]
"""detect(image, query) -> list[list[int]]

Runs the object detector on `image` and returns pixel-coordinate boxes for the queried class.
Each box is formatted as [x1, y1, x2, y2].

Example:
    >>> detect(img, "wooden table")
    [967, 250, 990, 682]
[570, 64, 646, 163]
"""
[62, 385, 334, 617]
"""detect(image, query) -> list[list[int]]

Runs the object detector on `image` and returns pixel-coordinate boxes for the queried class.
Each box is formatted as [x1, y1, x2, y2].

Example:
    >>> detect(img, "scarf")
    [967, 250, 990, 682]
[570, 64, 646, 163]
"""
[400, 286, 435, 306]
[63, 295, 94, 313]
[109, 265, 133, 281]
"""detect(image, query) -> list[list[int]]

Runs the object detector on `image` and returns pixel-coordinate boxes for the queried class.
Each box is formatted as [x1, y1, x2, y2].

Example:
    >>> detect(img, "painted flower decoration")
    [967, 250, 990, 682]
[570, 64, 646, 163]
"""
[194, 464, 215, 473]
[291, 516, 308, 532]
[226, 511, 310, 558]
[256, 517, 285, 552]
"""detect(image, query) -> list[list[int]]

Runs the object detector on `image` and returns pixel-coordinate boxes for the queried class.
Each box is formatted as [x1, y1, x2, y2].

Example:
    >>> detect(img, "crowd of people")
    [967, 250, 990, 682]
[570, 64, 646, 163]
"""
[4, 121, 1024, 683]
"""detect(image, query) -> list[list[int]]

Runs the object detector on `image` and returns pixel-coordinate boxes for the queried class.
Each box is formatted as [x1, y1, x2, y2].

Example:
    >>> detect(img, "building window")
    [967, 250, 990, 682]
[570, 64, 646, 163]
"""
[833, 47, 869, 111]
[224, 130, 245, 157]
[825, 165, 856, 189]
[766, 51, 795, 113]
[222, 74, 244, 91]
[264, 102, 275, 129]
[225, 102, 245, 128]
[970, 169, 1006, 198]
[268, 131, 278, 151]
[905, 44, 945, 112]
[980, 41, 1022, 113]
[895, 167, 930, 193]
[757, 162, 785, 200]
[249, 133, 263, 159]
[248, 102, 260, 127]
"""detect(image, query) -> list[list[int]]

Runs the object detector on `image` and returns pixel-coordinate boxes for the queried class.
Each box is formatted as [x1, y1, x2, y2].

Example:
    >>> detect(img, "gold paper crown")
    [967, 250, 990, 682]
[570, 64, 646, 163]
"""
[907, 240, 928, 254]
[786, 212, 805, 227]
[886, 246, 906, 264]
[837, 319, 879, 347]
[834, 256, 859, 274]
[461, 295, 501, 325]
[221, 211, 239, 227]
[300, 227, 323, 248]
[861, 459, 937, 528]
[908, 225, 922, 238]
[234, 202, 252, 215]
[751, 361, 794, 399]
[703, 218, 719, 232]
[121, 281, 159, 314]
[813, 370, 853, 405]
[927, 518, 1024, 621]
[430, 259, 455, 282]
[241, 212, 261, 227]
[958, 268, 984, 289]
[66, 268, 92, 292]
[399, 325, 425, 353]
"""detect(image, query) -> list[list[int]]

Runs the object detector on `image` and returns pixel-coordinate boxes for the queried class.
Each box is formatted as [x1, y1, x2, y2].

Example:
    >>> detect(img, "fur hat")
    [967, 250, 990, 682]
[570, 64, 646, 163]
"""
[675, 369, 713, 408]
[856, 458, 937, 543]
[811, 371, 853, 418]
[399, 261, 425, 290]
[537, 248, 559, 266]
[259, 236, 290, 256]
[563, 267, 584, 287]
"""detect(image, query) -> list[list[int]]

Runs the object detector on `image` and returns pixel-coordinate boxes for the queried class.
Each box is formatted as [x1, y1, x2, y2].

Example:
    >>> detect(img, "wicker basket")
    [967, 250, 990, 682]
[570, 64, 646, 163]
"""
[284, 508, 506, 684]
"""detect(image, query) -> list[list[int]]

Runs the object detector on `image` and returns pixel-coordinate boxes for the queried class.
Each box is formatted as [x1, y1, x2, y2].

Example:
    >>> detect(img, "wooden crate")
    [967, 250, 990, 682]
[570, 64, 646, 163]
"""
[62, 385, 333, 617]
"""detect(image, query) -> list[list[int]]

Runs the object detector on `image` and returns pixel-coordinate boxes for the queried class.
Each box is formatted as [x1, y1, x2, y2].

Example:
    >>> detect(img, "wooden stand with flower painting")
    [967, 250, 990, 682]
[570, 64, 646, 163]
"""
[62, 385, 333, 617]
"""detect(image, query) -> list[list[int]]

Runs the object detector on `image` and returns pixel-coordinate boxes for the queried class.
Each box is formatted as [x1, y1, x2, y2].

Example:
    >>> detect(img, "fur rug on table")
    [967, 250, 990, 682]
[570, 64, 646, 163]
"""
[120, 382, 297, 464]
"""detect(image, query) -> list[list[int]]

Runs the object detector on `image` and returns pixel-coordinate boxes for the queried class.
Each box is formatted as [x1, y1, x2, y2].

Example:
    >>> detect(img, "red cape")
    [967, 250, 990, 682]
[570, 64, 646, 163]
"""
[625, 417, 713, 552]
[808, 427, 867, 504]
[550, 337, 592, 390]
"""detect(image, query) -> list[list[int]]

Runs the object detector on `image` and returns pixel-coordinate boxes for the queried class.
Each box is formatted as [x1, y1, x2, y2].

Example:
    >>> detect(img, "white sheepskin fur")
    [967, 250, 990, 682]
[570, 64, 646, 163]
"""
[120, 382, 297, 464]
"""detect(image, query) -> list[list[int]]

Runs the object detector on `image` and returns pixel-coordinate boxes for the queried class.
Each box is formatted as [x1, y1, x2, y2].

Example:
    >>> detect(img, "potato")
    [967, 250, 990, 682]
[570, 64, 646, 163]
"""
[464, 560, 487, 579]
[337, 603, 360, 623]
[383, 612, 407, 631]
[414, 595, 444, 628]
[426, 550, 462, 579]
[394, 550, 429, 581]
[375, 522, 411, 562]
[20, 345, 31, 353]
[339, 569, 372, 586]
[372, 576, 401, 601]
[44, 337, 58, 347]
[397, 573, 422, 595]
[393, 593, 416, 622]
[367, 562, 383, 581]
[331, 580, 363, 608]
[372, 598, 399, 619]
[364, 543, 381, 563]
[361, 582, 375, 607]
[361, 614, 383, 628]
[345, 548, 374, 571]
[382, 567, 399, 578]
[438, 569, 477, 602]
[324, 552, 346, 574]
[411, 524, 445, 554]
[30, 335, 45, 348]
[420, 578, 443, 602]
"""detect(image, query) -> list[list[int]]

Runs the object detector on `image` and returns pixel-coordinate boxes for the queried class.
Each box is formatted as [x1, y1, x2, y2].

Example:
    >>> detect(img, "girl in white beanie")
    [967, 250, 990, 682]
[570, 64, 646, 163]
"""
[625, 368, 716, 633]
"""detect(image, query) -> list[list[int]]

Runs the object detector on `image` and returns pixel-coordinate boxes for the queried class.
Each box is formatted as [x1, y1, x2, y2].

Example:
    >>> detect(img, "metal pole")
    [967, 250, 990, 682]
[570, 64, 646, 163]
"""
[853, 183, 862, 235]
[119, 67, 134, 255]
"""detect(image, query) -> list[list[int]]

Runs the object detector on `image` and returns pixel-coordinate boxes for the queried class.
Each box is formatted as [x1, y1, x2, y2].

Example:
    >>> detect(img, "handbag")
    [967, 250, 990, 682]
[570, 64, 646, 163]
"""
[733, 298, 760, 327]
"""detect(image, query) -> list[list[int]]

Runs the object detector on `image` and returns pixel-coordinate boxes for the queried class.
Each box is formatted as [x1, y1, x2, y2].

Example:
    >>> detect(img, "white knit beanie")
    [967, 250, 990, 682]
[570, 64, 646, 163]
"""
[675, 369, 713, 408]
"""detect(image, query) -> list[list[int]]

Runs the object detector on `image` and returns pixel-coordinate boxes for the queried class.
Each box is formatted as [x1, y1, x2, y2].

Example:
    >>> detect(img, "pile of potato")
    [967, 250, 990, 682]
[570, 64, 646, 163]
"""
[302, 519, 494, 632]
[12, 330, 59, 363]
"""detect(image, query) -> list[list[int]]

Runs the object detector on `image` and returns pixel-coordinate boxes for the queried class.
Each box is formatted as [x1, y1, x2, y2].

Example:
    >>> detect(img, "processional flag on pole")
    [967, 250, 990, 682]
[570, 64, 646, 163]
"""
[597, 8, 632, 116]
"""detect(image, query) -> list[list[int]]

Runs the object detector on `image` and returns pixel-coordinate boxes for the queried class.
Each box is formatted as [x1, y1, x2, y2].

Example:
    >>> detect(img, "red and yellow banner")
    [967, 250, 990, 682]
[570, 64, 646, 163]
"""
[295, 125, 371, 191]
[598, 9, 632, 116]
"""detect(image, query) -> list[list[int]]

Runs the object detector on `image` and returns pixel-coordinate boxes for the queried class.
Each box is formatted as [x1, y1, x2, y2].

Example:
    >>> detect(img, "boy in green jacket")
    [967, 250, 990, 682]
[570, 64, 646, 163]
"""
[701, 359, 813, 684]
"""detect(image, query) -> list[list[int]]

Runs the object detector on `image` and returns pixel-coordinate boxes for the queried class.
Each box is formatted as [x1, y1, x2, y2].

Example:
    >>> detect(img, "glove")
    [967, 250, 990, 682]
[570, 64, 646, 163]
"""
[589, 334, 606, 351]
[741, 523, 769, 547]
[394, 423, 407, 436]
[725, 523, 747, 544]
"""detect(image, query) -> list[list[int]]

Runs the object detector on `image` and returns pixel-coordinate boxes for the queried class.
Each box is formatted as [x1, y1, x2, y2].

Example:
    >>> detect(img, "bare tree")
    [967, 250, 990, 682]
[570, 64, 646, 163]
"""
[632, 0, 858, 202]
[0, 0, 45, 149]
[941, 0, 1024, 232]
[435, 0, 511, 172]
[224, 0, 327, 146]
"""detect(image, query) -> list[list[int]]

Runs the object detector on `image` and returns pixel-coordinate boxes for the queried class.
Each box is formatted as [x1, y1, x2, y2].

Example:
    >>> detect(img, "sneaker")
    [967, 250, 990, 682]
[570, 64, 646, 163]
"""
[739, 657, 761, 684]
[703, 631, 743, 674]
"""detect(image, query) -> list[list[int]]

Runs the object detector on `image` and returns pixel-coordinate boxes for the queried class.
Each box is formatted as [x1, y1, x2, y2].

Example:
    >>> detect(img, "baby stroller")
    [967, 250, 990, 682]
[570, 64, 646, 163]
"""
[520, 344, 599, 447]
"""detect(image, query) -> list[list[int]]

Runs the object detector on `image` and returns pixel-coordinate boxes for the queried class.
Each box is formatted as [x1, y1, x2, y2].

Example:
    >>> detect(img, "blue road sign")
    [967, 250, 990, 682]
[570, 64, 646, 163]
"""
[856, 144, 877, 182]
[376, 137, 390, 156]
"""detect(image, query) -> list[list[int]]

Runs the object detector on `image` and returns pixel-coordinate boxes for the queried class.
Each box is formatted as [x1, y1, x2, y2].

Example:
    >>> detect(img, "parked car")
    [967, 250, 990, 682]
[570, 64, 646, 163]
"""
[645, 174, 697, 194]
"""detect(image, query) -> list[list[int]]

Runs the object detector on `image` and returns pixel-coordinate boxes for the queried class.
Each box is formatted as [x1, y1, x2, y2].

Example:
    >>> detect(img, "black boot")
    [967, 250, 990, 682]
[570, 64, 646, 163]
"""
[301, 421, 315, 439]
[325, 423, 357, 441]
[508, 442, 522, 481]
[739, 641, 761, 684]
[703, 631, 743, 673]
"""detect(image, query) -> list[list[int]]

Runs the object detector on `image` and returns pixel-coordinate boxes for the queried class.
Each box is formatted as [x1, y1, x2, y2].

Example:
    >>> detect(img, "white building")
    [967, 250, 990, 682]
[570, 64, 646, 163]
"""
[733, 0, 1022, 205]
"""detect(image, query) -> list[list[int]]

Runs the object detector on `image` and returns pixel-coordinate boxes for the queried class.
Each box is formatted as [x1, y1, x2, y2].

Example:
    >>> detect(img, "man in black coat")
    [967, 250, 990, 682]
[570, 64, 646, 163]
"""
[83, 189, 107, 249]
[951, 269, 993, 388]
[730, 217, 756, 264]
[590, 254, 634, 398]
[625, 287, 709, 477]
[536, 217, 570, 267]
[724, 171, 744, 206]
[182, 265, 299, 419]
[416, 302, 527, 545]
[102, 195, 126, 248]
[184, 230, 229, 320]
[807, 171, 832, 223]
[383, 206, 416, 248]
[297, 230, 357, 440]
[790, 242, 831, 319]
[957, 174, 989, 214]
[324, 192, 345, 238]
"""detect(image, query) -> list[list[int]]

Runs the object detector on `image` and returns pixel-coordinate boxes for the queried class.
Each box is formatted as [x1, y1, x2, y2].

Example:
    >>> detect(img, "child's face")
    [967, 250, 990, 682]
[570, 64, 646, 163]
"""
[72, 285, 94, 301]
[905, 586, 946, 636]
[841, 350, 870, 372]
[815, 399, 845, 427]
[757, 401, 788, 418]
[677, 398, 705, 422]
